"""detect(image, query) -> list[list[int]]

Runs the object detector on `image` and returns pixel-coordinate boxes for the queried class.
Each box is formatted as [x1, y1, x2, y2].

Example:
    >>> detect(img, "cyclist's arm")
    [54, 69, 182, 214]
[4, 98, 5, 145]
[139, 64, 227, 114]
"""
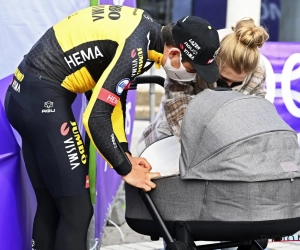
[83, 42, 140, 176]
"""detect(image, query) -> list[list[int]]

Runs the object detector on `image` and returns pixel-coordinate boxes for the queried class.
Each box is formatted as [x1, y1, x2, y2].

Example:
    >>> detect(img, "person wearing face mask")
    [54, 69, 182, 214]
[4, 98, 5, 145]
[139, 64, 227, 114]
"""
[137, 17, 269, 157]
[137, 17, 220, 154]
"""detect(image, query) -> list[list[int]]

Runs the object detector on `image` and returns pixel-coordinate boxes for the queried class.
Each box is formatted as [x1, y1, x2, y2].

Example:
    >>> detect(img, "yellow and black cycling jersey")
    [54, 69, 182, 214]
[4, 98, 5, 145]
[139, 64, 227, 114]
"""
[23, 5, 164, 175]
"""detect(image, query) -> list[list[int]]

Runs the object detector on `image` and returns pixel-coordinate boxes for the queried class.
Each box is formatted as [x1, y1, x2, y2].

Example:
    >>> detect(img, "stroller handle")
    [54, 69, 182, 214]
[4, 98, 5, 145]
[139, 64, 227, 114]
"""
[130, 75, 165, 90]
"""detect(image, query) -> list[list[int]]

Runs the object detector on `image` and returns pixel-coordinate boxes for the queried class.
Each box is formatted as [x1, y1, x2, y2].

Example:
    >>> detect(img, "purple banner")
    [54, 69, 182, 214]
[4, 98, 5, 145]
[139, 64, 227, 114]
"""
[0, 76, 36, 250]
[260, 42, 300, 136]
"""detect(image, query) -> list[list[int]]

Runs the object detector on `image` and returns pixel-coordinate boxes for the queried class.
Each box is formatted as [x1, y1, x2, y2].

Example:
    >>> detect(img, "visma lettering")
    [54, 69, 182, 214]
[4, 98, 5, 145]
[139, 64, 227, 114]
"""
[62, 121, 86, 170]
[11, 80, 20, 93]
[92, 5, 122, 22]
[131, 58, 138, 77]
[184, 42, 198, 55]
[137, 48, 143, 75]
[188, 39, 201, 50]
[184, 48, 194, 60]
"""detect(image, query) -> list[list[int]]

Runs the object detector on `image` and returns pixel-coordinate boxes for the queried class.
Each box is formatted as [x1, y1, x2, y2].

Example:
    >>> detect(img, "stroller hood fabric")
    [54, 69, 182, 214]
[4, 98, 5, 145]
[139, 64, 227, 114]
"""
[179, 89, 300, 182]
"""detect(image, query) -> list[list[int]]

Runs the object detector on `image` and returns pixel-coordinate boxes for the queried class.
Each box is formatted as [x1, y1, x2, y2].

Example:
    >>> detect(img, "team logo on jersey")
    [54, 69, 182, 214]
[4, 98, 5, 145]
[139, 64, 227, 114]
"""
[136, 48, 144, 75]
[131, 49, 136, 58]
[116, 78, 130, 95]
[64, 45, 104, 69]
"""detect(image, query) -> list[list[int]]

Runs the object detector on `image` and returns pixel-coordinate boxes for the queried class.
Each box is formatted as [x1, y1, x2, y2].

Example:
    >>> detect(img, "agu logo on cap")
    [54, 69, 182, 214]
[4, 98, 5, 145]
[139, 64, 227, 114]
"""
[116, 78, 130, 95]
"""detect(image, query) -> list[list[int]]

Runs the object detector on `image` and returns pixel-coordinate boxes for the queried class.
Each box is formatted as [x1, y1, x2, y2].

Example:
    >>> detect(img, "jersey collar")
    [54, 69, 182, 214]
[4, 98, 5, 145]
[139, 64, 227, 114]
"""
[148, 50, 163, 69]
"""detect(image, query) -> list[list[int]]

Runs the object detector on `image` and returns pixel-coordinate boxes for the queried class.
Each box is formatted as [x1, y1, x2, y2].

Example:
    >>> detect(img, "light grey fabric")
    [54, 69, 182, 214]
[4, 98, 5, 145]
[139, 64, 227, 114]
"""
[125, 177, 300, 222]
[179, 89, 300, 181]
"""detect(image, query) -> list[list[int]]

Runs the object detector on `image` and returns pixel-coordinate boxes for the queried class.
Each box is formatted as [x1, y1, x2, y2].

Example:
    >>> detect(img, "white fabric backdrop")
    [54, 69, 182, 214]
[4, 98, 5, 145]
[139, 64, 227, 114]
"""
[0, 0, 89, 80]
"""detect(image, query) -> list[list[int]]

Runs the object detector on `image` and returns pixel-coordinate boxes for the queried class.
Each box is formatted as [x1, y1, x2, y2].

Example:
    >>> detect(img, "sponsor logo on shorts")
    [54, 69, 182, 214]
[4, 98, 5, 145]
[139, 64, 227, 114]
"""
[42, 101, 55, 113]
[11, 79, 20, 93]
[85, 175, 90, 188]
[14, 68, 24, 82]
[60, 122, 70, 136]
[98, 88, 119, 106]
[32, 239, 36, 250]
[61, 121, 87, 170]
[116, 78, 130, 95]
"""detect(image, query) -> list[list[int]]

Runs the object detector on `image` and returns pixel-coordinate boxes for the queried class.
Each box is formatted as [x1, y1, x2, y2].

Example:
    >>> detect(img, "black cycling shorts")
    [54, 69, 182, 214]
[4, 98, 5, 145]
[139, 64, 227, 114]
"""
[5, 62, 89, 198]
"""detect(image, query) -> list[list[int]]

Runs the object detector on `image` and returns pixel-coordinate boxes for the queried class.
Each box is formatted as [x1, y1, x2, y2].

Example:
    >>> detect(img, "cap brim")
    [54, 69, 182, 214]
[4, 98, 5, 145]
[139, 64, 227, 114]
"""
[191, 60, 220, 84]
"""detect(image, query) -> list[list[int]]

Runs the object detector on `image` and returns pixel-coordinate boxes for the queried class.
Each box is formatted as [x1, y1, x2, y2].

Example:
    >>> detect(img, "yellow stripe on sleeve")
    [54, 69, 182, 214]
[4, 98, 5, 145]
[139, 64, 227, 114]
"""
[82, 43, 125, 168]
[112, 99, 127, 143]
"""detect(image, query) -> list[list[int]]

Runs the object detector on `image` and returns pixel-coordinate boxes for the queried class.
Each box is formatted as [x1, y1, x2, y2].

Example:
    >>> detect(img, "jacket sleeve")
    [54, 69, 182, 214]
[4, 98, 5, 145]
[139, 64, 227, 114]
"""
[82, 42, 134, 176]
[241, 65, 266, 98]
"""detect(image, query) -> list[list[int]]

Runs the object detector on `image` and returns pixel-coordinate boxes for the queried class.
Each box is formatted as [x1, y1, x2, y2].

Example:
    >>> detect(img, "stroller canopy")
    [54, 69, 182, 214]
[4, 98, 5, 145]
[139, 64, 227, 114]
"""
[179, 89, 300, 182]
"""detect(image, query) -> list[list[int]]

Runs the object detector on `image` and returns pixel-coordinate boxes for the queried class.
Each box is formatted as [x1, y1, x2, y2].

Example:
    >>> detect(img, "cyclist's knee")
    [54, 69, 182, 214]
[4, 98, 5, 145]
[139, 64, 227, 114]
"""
[55, 192, 93, 227]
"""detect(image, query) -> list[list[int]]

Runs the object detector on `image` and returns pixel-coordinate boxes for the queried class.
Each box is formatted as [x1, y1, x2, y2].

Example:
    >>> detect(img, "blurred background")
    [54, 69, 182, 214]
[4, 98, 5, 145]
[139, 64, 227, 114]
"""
[136, 0, 297, 41]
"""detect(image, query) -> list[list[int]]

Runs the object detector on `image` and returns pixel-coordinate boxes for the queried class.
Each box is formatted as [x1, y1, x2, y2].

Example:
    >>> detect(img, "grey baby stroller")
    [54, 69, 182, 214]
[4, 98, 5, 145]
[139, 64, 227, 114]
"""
[125, 76, 300, 250]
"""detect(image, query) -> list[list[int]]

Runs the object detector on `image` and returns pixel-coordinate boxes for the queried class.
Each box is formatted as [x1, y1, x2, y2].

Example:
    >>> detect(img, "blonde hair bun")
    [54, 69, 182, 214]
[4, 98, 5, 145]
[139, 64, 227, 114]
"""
[233, 18, 269, 48]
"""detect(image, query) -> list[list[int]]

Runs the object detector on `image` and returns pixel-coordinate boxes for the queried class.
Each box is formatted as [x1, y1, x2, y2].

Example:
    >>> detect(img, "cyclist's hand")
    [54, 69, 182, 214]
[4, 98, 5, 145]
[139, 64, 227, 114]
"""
[122, 166, 161, 191]
[126, 153, 152, 171]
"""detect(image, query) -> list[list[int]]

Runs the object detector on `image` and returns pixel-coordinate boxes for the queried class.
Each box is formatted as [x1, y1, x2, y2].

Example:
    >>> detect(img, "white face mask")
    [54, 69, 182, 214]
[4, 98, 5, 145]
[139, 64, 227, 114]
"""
[162, 49, 196, 82]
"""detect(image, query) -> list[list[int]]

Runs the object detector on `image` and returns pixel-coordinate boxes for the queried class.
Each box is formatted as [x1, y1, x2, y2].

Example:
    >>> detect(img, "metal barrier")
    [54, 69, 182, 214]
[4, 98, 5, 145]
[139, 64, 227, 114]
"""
[130, 75, 165, 122]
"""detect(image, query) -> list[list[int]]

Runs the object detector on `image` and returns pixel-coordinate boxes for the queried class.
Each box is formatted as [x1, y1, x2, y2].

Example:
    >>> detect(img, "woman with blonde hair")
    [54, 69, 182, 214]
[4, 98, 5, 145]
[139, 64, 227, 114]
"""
[216, 17, 269, 96]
